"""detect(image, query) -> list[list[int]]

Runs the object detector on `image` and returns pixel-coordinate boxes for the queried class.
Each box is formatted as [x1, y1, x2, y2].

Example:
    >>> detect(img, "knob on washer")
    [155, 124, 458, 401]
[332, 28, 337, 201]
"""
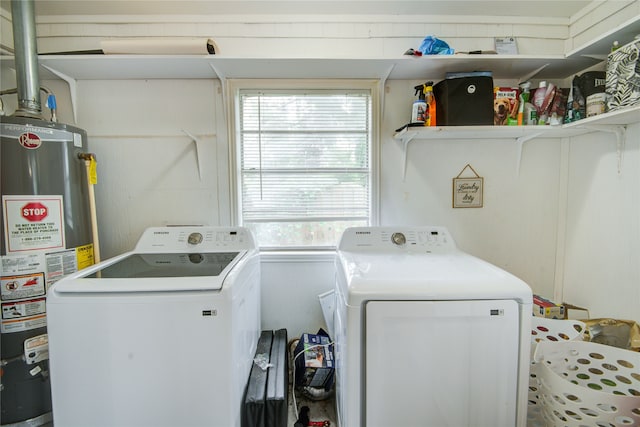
[391, 232, 406, 246]
[188, 232, 203, 245]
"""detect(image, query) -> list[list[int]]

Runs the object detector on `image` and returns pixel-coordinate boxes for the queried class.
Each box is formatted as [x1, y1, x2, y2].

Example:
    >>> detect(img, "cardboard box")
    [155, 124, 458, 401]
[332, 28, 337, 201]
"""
[293, 332, 334, 389]
[606, 38, 640, 112]
[563, 303, 590, 320]
[433, 72, 494, 126]
[533, 295, 565, 319]
[493, 87, 519, 125]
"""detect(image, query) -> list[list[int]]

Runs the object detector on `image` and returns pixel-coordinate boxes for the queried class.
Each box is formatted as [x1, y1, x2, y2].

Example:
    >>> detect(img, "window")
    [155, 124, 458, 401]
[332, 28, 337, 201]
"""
[232, 82, 376, 249]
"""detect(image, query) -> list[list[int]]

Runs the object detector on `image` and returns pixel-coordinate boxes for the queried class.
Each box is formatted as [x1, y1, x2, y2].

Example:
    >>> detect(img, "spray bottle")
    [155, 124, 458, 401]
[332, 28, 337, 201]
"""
[517, 81, 531, 125]
[424, 81, 436, 126]
[411, 84, 427, 124]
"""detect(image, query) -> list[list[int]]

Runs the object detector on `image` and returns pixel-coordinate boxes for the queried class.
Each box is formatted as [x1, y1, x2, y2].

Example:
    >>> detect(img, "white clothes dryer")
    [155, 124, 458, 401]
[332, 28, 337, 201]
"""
[47, 226, 260, 427]
[334, 226, 532, 427]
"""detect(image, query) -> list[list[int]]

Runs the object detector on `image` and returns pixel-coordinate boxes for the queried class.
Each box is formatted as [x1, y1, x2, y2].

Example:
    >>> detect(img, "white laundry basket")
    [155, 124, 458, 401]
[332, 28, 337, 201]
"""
[534, 340, 640, 427]
[528, 318, 587, 427]
[531, 317, 587, 346]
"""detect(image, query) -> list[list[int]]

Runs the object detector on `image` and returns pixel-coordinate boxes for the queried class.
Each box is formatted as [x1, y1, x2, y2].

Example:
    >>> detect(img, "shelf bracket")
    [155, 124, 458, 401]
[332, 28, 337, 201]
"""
[579, 124, 627, 174]
[398, 132, 416, 182]
[379, 63, 395, 121]
[519, 63, 550, 84]
[515, 132, 544, 176]
[181, 129, 204, 181]
[208, 62, 227, 119]
[41, 64, 78, 124]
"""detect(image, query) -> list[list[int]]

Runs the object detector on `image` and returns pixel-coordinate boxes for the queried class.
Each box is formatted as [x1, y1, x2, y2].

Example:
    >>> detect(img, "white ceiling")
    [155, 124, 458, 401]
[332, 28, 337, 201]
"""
[1, 0, 594, 18]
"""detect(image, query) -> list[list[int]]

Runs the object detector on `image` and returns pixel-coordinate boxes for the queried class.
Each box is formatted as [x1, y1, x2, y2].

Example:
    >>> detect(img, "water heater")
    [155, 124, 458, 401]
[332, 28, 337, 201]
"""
[0, 117, 96, 426]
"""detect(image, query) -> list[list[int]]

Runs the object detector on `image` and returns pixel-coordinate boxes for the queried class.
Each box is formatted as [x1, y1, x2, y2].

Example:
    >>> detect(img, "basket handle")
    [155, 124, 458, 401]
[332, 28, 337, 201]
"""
[532, 341, 546, 363]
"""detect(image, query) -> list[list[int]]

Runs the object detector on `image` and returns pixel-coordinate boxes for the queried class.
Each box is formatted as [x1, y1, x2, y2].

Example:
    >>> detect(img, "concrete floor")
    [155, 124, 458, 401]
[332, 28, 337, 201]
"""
[288, 392, 336, 426]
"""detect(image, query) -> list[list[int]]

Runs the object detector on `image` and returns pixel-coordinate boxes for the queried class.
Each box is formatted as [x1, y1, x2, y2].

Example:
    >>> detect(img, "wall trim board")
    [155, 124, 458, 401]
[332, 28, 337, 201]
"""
[553, 138, 571, 303]
[260, 251, 336, 264]
[33, 14, 569, 26]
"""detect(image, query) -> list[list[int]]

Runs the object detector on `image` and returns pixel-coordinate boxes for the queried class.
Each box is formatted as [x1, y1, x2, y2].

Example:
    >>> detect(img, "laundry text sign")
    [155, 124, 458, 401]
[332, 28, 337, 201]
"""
[452, 164, 484, 208]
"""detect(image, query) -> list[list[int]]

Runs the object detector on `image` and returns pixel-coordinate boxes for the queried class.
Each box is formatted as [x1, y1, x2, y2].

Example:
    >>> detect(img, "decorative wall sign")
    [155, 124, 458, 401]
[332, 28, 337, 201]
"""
[453, 164, 483, 208]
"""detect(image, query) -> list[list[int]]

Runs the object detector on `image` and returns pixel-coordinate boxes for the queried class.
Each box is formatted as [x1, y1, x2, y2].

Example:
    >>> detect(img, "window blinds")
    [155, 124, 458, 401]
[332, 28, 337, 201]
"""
[238, 90, 371, 247]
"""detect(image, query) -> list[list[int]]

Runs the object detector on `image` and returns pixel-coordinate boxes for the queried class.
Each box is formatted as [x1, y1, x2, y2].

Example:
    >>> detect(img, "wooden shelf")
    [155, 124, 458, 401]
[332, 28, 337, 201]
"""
[566, 15, 640, 59]
[393, 106, 640, 142]
[386, 54, 600, 81]
[393, 124, 589, 143]
[564, 104, 640, 128]
[393, 105, 640, 179]
[0, 53, 602, 82]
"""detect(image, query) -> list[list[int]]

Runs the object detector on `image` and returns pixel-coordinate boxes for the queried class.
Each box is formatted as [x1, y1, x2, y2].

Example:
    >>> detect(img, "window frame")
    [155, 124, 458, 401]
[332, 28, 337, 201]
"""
[227, 79, 380, 250]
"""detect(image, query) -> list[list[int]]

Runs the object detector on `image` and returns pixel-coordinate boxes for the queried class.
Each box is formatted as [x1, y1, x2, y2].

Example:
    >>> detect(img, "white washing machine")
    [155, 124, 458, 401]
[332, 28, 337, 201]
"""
[334, 226, 533, 427]
[47, 226, 260, 427]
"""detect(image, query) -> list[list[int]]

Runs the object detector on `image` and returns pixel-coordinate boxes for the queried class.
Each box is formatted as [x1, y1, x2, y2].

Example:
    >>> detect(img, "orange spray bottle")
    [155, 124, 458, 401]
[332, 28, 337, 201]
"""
[424, 82, 436, 126]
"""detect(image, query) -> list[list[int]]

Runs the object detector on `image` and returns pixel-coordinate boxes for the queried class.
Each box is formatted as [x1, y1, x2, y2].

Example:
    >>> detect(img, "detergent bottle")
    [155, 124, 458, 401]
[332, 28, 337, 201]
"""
[424, 81, 436, 126]
[411, 84, 427, 124]
[533, 81, 548, 125]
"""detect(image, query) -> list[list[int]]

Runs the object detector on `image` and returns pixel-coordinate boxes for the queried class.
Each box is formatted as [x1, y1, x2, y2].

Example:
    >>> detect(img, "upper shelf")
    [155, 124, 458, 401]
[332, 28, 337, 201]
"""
[385, 54, 600, 81]
[566, 15, 640, 59]
[1, 15, 638, 82]
[0, 53, 602, 82]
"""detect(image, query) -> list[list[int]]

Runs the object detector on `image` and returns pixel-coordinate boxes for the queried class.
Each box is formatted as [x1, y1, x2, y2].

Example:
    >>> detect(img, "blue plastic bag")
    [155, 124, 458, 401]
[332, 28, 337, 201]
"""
[418, 36, 455, 55]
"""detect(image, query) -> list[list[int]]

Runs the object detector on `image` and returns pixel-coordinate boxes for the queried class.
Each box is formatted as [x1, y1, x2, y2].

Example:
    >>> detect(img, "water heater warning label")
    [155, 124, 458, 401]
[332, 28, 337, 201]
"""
[2, 195, 65, 253]
[1, 272, 46, 300]
[1, 297, 47, 333]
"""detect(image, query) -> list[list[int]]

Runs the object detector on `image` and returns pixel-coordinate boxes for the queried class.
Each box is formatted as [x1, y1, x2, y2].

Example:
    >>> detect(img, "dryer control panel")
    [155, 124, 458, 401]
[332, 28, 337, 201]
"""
[134, 226, 256, 252]
[337, 226, 457, 253]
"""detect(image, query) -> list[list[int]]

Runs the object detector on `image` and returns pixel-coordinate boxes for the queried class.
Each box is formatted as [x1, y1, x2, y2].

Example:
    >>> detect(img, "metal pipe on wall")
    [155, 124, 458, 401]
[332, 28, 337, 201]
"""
[10, 0, 42, 118]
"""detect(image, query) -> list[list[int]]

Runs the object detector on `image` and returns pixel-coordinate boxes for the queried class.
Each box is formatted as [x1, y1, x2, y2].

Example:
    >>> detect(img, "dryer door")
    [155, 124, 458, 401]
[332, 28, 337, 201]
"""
[365, 299, 520, 427]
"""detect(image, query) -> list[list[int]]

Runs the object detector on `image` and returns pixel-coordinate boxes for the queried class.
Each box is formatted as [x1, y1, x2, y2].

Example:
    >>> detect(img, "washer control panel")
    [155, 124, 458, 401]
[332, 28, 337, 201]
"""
[338, 226, 456, 253]
[134, 226, 255, 252]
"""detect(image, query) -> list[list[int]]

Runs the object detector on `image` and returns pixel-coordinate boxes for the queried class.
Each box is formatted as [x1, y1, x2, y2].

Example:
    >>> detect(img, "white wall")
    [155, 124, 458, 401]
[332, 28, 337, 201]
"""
[561, 123, 640, 321]
[2, 1, 639, 334]
[74, 79, 229, 256]
[260, 253, 335, 338]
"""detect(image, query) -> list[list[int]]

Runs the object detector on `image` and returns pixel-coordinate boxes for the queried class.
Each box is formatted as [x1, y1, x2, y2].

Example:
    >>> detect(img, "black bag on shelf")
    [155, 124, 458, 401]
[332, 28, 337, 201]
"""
[433, 72, 494, 126]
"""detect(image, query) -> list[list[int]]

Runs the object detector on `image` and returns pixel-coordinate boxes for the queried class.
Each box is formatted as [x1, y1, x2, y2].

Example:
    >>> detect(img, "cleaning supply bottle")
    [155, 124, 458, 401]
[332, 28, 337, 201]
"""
[533, 81, 547, 125]
[538, 83, 556, 124]
[424, 81, 436, 126]
[517, 81, 531, 125]
[524, 102, 537, 125]
[524, 81, 538, 125]
[411, 84, 427, 124]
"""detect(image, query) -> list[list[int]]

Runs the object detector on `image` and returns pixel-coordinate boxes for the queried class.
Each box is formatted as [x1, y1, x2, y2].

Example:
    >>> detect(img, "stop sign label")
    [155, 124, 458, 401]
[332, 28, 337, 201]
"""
[22, 202, 48, 222]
